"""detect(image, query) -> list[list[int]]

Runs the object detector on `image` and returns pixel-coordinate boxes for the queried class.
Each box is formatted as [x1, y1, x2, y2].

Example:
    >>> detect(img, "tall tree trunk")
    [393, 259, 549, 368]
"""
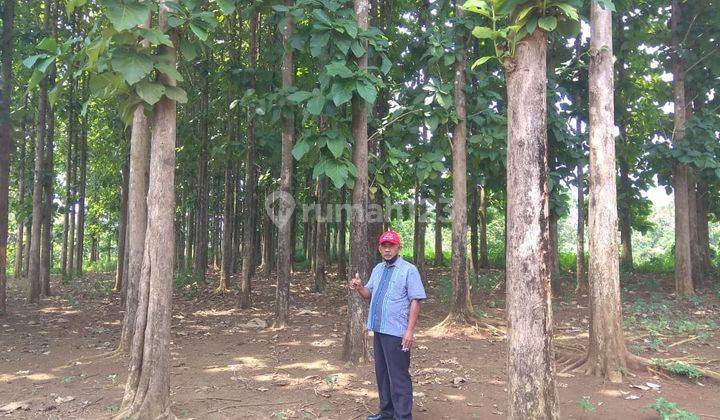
[696, 183, 711, 278]
[413, 178, 422, 264]
[617, 132, 633, 271]
[14, 106, 27, 280]
[68, 125, 76, 275]
[0, 0, 14, 314]
[342, 0, 369, 364]
[445, 2, 473, 322]
[28, 33, 49, 303]
[504, 29, 558, 419]
[185, 206, 193, 271]
[90, 234, 97, 262]
[470, 181, 479, 277]
[479, 186, 488, 268]
[114, 158, 130, 292]
[239, 10, 259, 308]
[41, 10, 58, 296]
[338, 186, 347, 278]
[671, 0, 693, 296]
[575, 107, 587, 292]
[274, 0, 294, 327]
[583, 2, 628, 382]
[61, 75, 75, 277]
[549, 213, 560, 292]
[313, 177, 328, 292]
[434, 183, 443, 266]
[219, 161, 234, 290]
[688, 177, 701, 287]
[193, 55, 210, 281]
[119, 2, 176, 415]
[74, 81, 88, 276]
[118, 102, 150, 353]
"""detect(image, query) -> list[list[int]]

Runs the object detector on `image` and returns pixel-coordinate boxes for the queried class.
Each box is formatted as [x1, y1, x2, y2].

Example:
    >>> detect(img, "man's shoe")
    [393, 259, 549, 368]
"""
[366, 414, 391, 420]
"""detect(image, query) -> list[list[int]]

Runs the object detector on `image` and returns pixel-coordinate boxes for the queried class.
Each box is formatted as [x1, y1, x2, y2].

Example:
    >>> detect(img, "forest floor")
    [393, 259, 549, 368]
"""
[1, 265, 719, 419]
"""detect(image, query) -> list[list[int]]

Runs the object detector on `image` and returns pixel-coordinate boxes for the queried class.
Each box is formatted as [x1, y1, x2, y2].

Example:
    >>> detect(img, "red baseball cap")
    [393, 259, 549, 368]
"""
[378, 230, 401, 245]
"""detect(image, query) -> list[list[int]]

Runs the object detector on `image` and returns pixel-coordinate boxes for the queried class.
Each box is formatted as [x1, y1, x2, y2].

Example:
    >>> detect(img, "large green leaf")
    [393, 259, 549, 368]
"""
[330, 82, 353, 106]
[471, 26, 494, 39]
[104, 0, 150, 31]
[164, 86, 188, 103]
[37, 37, 58, 52]
[292, 140, 311, 160]
[215, 0, 236, 15]
[111, 50, 154, 85]
[356, 81, 377, 104]
[138, 28, 173, 47]
[326, 135, 346, 159]
[312, 9, 333, 27]
[179, 38, 200, 61]
[538, 16, 557, 31]
[189, 23, 209, 41]
[287, 90, 313, 103]
[326, 61, 353, 78]
[154, 61, 184, 82]
[307, 95, 326, 115]
[135, 81, 165, 105]
[66, 0, 88, 16]
[325, 161, 349, 189]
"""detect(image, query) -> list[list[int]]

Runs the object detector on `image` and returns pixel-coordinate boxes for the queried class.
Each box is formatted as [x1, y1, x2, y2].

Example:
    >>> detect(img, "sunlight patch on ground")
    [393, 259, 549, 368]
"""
[0, 372, 57, 382]
[278, 340, 303, 347]
[443, 394, 467, 402]
[192, 308, 238, 317]
[310, 339, 337, 348]
[277, 359, 339, 371]
[39, 306, 80, 315]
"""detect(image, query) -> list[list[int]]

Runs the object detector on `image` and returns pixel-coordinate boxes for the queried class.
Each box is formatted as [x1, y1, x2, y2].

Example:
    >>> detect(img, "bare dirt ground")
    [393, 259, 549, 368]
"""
[1, 266, 719, 419]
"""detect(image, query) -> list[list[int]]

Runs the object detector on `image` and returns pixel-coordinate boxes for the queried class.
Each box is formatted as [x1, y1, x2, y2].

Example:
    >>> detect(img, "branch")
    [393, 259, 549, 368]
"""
[685, 46, 719, 73]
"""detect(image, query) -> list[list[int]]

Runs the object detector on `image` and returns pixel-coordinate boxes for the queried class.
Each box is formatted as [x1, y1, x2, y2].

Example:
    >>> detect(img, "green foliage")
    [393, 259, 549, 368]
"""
[651, 359, 702, 380]
[646, 398, 699, 420]
[578, 397, 596, 413]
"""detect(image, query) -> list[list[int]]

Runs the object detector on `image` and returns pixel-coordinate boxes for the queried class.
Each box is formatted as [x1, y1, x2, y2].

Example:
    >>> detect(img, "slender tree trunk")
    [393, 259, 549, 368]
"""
[40, 20, 58, 296]
[434, 183, 443, 266]
[413, 178, 422, 264]
[582, 3, 629, 382]
[274, 0, 294, 327]
[219, 161, 234, 290]
[0, 0, 14, 314]
[618, 141, 633, 271]
[445, 3, 473, 322]
[688, 177, 701, 287]
[549, 213, 560, 292]
[90, 234, 97, 262]
[696, 183, 711, 278]
[342, 0, 369, 364]
[68, 129, 76, 275]
[470, 181, 479, 277]
[338, 186, 347, 278]
[185, 207, 193, 271]
[119, 3, 176, 415]
[28, 59, 48, 303]
[575, 115, 587, 292]
[479, 186, 488, 268]
[504, 29, 558, 419]
[114, 158, 130, 292]
[119, 103, 150, 353]
[193, 56, 210, 281]
[239, 10, 259, 308]
[313, 177, 328, 292]
[61, 77, 75, 277]
[671, 0, 693, 296]
[14, 109, 27, 279]
[75, 81, 88, 276]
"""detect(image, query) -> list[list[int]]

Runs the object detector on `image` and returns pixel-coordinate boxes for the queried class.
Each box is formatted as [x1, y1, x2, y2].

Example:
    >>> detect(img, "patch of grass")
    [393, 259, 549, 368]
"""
[173, 270, 201, 299]
[470, 272, 503, 292]
[635, 252, 675, 274]
[434, 275, 452, 305]
[651, 359, 702, 380]
[645, 398, 698, 420]
[578, 397, 596, 413]
[105, 403, 119, 414]
[646, 331, 665, 352]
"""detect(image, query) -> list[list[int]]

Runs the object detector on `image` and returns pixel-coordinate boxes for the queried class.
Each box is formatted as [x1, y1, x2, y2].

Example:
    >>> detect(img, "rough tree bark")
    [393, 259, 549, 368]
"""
[470, 181, 479, 277]
[118, 2, 176, 416]
[342, 0, 369, 364]
[274, 0, 294, 328]
[114, 158, 130, 292]
[444, 1, 474, 323]
[581, 2, 630, 383]
[433, 183, 443, 266]
[74, 80, 88, 276]
[28, 0, 50, 303]
[193, 54, 210, 282]
[313, 177, 328, 292]
[61, 73, 76, 277]
[670, 0, 693, 296]
[479, 186, 488, 268]
[118, 101, 150, 353]
[0, 0, 14, 315]
[338, 186, 347, 278]
[575, 106, 587, 293]
[504, 28, 559, 419]
[239, 10, 259, 308]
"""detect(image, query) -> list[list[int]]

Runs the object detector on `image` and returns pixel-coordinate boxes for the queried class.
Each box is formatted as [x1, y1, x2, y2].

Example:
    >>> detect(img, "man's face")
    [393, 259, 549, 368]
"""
[378, 242, 401, 260]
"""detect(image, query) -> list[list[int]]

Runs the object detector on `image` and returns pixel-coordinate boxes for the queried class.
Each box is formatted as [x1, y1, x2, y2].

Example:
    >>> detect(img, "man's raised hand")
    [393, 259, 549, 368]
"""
[349, 272, 362, 291]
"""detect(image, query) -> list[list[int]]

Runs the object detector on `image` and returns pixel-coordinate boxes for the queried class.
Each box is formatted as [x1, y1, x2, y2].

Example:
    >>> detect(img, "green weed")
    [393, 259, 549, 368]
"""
[651, 359, 702, 380]
[645, 398, 698, 420]
[578, 397, 596, 413]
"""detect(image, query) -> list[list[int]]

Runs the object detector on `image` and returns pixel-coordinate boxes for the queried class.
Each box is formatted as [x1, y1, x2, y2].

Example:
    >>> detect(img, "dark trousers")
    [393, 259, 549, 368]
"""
[374, 332, 412, 420]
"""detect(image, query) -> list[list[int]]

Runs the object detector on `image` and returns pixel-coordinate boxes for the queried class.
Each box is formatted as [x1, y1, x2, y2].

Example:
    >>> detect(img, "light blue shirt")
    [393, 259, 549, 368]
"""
[366, 256, 426, 338]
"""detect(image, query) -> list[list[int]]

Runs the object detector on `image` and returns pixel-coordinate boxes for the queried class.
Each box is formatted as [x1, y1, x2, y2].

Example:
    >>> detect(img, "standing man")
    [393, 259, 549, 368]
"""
[349, 230, 426, 420]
